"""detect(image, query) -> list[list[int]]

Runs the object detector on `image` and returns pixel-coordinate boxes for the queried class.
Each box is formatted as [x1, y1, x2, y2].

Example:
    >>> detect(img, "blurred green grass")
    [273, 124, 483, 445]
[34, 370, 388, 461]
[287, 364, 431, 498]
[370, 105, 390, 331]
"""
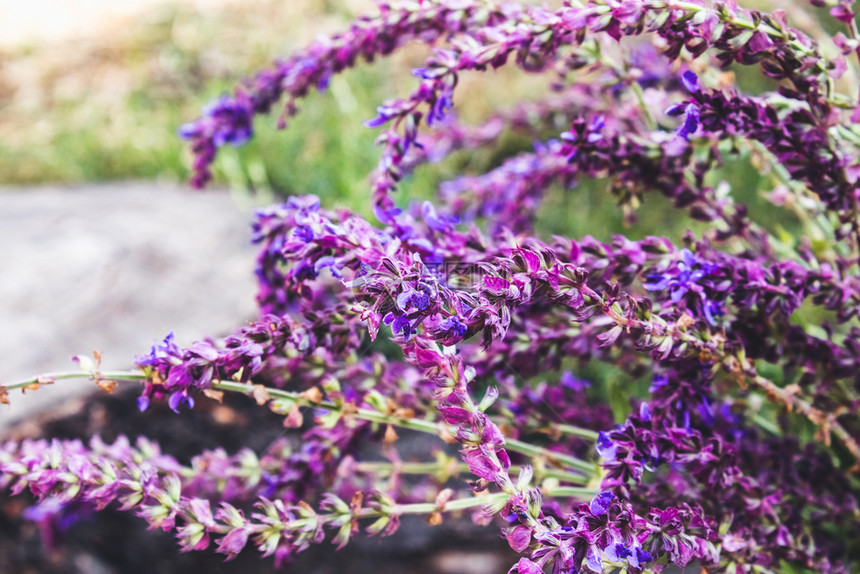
[0, 0, 825, 243]
[0, 0, 381, 188]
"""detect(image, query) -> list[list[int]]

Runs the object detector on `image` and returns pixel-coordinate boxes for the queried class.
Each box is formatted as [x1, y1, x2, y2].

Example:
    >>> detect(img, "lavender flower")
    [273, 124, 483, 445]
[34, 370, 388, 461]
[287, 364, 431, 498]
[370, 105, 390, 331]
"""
[4, 0, 860, 572]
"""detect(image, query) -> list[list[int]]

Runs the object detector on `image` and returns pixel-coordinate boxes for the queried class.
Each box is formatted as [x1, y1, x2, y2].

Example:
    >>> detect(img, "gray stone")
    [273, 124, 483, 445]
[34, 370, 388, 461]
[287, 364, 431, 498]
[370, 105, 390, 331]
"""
[0, 182, 258, 431]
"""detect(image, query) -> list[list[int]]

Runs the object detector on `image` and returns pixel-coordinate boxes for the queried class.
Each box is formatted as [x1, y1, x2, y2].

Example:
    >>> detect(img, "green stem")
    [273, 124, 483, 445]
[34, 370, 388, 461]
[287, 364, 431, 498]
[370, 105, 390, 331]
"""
[499, 437, 594, 475]
[355, 460, 583, 483]
[1, 371, 147, 393]
[392, 484, 597, 514]
[210, 380, 597, 477]
[0, 371, 596, 481]
[543, 485, 597, 498]
[296, 483, 595, 528]
[363, 492, 510, 518]
[751, 412, 781, 437]
[364, 484, 595, 518]
[0, 370, 598, 478]
[630, 81, 656, 131]
[553, 424, 600, 441]
[355, 461, 450, 475]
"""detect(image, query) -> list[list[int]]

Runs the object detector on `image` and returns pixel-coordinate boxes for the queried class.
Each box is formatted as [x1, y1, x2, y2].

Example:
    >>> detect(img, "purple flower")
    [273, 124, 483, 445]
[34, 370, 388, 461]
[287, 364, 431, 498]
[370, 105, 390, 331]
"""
[702, 299, 723, 325]
[168, 391, 195, 413]
[630, 547, 653, 567]
[596, 431, 617, 461]
[421, 201, 458, 232]
[216, 527, 250, 559]
[639, 402, 651, 422]
[396, 289, 431, 313]
[649, 375, 669, 393]
[605, 542, 633, 561]
[680, 71, 699, 93]
[314, 256, 343, 278]
[462, 448, 503, 482]
[439, 316, 468, 338]
[136, 331, 180, 367]
[364, 104, 397, 128]
[644, 249, 724, 325]
[292, 225, 315, 243]
[505, 525, 533, 553]
[830, 1, 855, 23]
[585, 547, 602, 572]
[676, 103, 700, 139]
[383, 312, 418, 341]
[428, 91, 454, 126]
[560, 371, 590, 392]
[510, 558, 543, 574]
[589, 491, 615, 516]
[180, 95, 253, 147]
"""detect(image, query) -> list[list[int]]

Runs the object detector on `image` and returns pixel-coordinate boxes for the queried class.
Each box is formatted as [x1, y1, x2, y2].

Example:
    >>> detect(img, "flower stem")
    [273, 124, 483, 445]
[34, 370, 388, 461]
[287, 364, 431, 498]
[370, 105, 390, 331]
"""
[295, 482, 594, 530]
[0, 371, 147, 404]
[210, 380, 597, 477]
[363, 492, 509, 517]
[0, 369, 598, 479]
[361, 484, 594, 518]
[354, 460, 584, 483]
[553, 424, 600, 441]
[1, 371, 147, 391]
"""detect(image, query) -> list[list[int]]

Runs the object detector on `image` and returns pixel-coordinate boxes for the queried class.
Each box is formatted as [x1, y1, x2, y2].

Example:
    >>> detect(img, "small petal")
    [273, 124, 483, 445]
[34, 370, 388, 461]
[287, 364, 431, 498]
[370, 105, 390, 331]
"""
[589, 491, 615, 516]
[680, 71, 699, 93]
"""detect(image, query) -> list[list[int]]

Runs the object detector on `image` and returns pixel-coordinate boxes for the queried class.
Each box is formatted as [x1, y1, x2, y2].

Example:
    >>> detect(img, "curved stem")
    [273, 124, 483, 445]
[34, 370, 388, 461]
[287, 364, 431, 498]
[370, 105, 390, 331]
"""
[576, 283, 860, 464]
[1, 371, 147, 393]
[747, 372, 860, 466]
[210, 380, 597, 476]
[0, 370, 598, 479]
[279, 485, 595, 533]
[553, 424, 600, 441]
[364, 483, 595, 518]
[355, 460, 585, 484]
[369, 492, 509, 517]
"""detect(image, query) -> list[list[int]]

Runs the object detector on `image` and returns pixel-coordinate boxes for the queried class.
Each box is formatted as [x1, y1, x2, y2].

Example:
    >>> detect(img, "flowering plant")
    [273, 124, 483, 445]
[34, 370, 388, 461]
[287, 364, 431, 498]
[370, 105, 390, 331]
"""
[3, 0, 860, 572]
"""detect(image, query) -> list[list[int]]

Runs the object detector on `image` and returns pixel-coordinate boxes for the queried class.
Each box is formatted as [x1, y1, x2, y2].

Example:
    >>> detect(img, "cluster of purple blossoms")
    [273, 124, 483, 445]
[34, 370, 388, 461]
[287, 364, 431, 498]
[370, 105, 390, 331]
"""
[3, 0, 860, 572]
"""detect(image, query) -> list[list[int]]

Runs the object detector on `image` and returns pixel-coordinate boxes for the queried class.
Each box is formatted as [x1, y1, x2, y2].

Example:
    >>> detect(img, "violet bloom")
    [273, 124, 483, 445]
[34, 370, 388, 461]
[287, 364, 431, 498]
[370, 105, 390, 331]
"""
[439, 316, 468, 338]
[180, 95, 253, 147]
[680, 70, 699, 93]
[427, 90, 454, 126]
[644, 249, 725, 325]
[675, 103, 700, 139]
[666, 71, 700, 139]
[589, 491, 615, 516]
[421, 201, 458, 232]
[560, 371, 590, 392]
[135, 331, 181, 368]
[639, 402, 651, 422]
[168, 390, 195, 414]
[383, 312, 418, 341]
[396, 285, 433, 313]
[596, 431, 617, 461]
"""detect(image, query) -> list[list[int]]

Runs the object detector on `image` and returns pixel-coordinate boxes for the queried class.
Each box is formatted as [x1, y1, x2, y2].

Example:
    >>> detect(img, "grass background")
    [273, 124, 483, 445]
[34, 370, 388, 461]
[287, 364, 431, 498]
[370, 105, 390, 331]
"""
[1, 0, 836, 235]
[0, 0, 833, 223]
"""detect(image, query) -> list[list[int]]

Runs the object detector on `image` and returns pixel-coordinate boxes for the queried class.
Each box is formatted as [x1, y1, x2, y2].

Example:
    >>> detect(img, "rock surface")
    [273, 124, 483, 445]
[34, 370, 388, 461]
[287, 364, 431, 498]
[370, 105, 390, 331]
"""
[0, 182, 257, 431]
